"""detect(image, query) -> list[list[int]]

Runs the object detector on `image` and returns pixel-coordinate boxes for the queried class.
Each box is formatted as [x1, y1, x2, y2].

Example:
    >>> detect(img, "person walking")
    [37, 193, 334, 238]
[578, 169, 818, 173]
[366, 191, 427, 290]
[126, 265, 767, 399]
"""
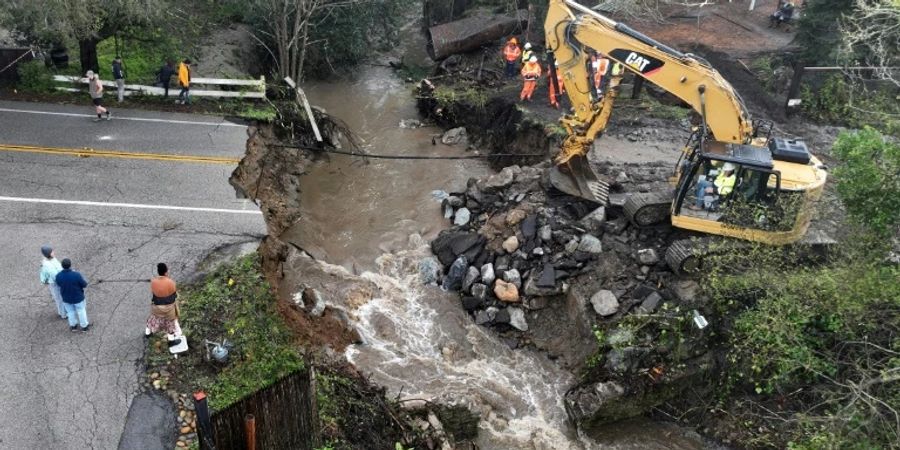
[502, 37, 521, 79]
[548, 61, 565, 109]
[176, 59, 192, 105]
[86, 70, 111, 121]
[520, 56, 542, 101]
[146, 263, 182, 346]
[591, 53, 610, 98]
[38, 246, 66, 320]
[155, 60, 176, 98]
[55, 258, 90, 332]
[111, 56, 125, 102]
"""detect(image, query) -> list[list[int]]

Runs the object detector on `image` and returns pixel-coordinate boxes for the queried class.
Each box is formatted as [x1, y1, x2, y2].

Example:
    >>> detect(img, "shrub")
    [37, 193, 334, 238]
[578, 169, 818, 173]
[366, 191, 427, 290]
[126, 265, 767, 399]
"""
[831, 127, 900, 235]
[17, 60, 54, 93]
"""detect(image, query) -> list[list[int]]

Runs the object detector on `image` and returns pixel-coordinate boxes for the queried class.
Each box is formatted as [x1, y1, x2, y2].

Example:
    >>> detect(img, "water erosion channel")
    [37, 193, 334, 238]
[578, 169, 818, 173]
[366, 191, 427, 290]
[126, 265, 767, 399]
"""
[279, 66, 709, 449]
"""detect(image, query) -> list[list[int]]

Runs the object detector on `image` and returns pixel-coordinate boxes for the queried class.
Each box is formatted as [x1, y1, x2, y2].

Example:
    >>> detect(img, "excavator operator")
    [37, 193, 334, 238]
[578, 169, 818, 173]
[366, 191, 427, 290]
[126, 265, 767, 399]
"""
[690, 163, 737, 211]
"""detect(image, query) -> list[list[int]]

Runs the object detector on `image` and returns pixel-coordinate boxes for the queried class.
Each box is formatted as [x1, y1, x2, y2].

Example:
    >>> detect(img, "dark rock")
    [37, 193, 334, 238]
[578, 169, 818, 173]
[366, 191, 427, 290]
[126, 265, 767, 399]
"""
[524, 277, 564, 297]
[462, 266, 480, 292]
[604, 347, 646, 374]
[475, 309, 493, 325]
[631, 284, 656, 300]
[302, 288, 327, 317]
[604, 217, 628, 235]
[580, 207, 606, 233]
[495, 255, 510, 271]
[536, 263, 556, 288]
[521, 214, 538, 240]
[431, 231, 484, 267]
[442, 256, 469, 291]
[573, 251, 595, 263]
[465, 178, 484, 204]
[441, 127, 467, 145]
[637, 292, 662, 314]
[503, 269, 522, 288]
[494, 308, 511, 324]
[461, 296, 483, 311]
[446, 195, 465, 208]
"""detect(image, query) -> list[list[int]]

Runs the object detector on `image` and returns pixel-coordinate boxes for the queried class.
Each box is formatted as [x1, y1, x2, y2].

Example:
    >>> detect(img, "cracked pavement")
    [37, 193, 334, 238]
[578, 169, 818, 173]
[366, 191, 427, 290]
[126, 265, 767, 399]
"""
[0, 100, 265, 449]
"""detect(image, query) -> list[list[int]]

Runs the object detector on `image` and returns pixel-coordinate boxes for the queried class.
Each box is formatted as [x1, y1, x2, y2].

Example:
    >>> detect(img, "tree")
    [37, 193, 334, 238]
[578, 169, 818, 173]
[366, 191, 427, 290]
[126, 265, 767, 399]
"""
[840, 0, 900, 87]
[0, 0, 163, 74]
[796, 0, 855, 64]
[832, 127, 900, 235]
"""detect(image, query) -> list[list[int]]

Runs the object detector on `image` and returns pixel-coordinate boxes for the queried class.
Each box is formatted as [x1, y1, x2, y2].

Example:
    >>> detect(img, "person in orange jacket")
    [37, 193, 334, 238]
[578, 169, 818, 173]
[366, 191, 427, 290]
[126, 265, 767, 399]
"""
[520, 55, 542, 101]
[591, 53, 610, 98]
[502, 37, 522, 79]
[176, 59, 191, 105]
[548, 61, 566, 109]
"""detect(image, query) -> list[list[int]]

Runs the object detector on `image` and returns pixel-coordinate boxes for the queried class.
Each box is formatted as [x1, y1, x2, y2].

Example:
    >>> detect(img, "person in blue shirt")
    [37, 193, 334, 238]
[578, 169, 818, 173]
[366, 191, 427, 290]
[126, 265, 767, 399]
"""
[55, 258, 90, 332]
[38, 246, 66, 320]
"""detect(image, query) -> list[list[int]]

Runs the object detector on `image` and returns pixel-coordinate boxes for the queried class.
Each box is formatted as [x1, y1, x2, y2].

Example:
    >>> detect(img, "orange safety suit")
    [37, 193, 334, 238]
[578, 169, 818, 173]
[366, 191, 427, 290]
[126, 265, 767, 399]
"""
[548, 66, 565, 108]
[503, 42, 521, 63]
[520, 61, 542, 101]
[593, 57, 610, 93]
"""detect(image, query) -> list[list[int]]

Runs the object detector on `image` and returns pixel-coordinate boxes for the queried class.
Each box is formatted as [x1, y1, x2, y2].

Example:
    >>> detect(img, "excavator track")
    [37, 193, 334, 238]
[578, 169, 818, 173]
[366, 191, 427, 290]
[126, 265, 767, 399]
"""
[623, 191, 674, 227]
[665, 238, 707, 274]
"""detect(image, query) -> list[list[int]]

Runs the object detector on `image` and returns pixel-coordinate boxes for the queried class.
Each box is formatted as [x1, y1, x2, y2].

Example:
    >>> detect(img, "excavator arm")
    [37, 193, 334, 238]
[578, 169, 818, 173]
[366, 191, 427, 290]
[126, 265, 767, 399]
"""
[545, 0, 756, 202]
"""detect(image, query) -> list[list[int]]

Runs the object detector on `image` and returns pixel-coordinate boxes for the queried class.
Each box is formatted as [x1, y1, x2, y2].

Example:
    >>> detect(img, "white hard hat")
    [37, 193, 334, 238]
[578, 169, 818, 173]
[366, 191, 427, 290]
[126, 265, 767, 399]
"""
[529, 56, 538, 63]
[86, 70, 95, 78]
[524, 43, 532, 50]
[722, 162, 737, 171]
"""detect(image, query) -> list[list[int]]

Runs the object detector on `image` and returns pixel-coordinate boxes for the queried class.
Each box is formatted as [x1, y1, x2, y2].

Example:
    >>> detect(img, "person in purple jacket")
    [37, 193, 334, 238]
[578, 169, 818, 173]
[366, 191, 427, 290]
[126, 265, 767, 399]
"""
[55, 258, 90, 332]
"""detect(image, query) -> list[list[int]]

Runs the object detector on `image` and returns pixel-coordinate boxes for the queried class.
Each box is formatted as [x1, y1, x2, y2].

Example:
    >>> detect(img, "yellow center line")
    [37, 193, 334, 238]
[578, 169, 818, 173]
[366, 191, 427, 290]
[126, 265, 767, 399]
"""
[0, 143, 242, 165]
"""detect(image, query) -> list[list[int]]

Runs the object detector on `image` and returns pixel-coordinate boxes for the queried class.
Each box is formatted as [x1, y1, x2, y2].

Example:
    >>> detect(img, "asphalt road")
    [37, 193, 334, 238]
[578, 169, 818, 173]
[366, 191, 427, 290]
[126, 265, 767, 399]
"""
[0, 99, 265, 449]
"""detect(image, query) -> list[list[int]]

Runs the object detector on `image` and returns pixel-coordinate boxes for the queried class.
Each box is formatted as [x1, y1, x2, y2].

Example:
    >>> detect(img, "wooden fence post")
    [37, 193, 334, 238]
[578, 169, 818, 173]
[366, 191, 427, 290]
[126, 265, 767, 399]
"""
[245, 414, 256, 450]
[194, 391, 216, 450]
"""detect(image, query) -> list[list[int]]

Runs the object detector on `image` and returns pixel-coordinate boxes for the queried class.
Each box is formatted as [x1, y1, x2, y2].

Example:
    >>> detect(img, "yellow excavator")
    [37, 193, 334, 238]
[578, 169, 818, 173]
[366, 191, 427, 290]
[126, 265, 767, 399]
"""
[544, 0, 828, 272]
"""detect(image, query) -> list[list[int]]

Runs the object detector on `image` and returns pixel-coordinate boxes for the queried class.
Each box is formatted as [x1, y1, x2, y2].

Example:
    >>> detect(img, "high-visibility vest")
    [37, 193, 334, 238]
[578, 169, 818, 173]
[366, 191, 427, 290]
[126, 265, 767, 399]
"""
[522, 49, 534, 63]
[611, 62, 624, 76]
[503, 44, 521, 62]
[715, 172, 736, 196]
[521, 62, 541, 80]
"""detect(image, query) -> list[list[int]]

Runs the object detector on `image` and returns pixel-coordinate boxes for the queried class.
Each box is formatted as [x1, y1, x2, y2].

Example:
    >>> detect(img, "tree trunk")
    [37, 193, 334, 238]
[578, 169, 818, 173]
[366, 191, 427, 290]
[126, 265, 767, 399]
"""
[79, 38, 101, 75]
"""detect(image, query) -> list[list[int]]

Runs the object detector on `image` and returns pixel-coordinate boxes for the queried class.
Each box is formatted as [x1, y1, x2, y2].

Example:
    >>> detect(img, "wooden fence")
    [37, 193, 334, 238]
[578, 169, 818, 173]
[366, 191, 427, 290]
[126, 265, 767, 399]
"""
[52, 74, 266, 99]
[199, 366, 320, 450]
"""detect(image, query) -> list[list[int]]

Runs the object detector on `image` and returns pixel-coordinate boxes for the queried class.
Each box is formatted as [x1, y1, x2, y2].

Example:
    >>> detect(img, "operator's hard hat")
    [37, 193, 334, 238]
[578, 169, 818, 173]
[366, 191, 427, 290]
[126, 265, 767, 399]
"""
[529, 56, 538, 63]
[524, 43, 532, 50]
[723, 162, 737, 171]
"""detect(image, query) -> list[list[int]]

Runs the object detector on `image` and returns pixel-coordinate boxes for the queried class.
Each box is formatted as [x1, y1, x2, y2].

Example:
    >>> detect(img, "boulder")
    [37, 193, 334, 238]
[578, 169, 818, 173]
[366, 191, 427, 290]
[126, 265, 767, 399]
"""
[462, 266, 480, 292]
[471, 283, 487, 301]
[501, 235, 520, 254]
[494, 279, 520, 303]
[418, 257, 442, 285]
[580, 207, 606, 233]
[536, 263, 556, 288]
[590, 290, 619, 316]
[480, 263, 495, 286]
[508, 307, 528, 331]
[453, 207, 472, 226]
[520, 214, 538, 240]
[636, 248, 659, 265]
[303, 288, 327, 317]
[524, 277, 564, 297]
[431, 231, 485, 267]
[441, 127, 468, 145]
[577, 234, 603, 254]
[461, 296, 483, 312]
[441, 256, 468, 291]
[400, 118, 423, 128]
[502, 269, 521, 288]
[482, 166, 516, 192]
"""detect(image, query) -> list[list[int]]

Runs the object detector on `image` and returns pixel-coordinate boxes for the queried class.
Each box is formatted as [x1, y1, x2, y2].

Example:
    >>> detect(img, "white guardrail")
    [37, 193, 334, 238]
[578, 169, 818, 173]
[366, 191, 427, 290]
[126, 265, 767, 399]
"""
[52, 75, 266, 99]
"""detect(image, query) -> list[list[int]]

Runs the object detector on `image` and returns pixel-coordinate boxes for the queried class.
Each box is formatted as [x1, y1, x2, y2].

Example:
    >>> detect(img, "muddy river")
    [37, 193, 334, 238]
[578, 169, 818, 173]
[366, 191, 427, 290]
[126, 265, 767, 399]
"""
[280, 60, 711, 449]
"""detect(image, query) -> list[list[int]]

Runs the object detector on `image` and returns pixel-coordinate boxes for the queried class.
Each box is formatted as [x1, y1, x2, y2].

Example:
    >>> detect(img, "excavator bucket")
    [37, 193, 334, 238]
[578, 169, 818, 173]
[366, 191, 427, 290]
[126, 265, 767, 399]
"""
[548, 154, 609, 204]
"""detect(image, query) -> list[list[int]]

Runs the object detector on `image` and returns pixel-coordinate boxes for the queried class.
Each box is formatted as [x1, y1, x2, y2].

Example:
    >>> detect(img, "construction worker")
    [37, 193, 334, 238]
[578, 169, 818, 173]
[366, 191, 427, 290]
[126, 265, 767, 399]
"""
[591, 53, 610, 97]
[548, 61, 565, 109]
[520, 55, 541, 101]
[502, 37, 522, 79]
[690, 162, 737, 210]
[522, 43, 534, 65]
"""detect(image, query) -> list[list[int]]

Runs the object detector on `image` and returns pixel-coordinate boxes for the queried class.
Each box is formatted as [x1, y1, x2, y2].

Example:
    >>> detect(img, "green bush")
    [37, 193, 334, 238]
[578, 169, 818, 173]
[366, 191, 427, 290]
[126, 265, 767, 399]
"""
[800, 74, 900, 137]
[16, 60, 54, 93]
[831, 127, 900, 235]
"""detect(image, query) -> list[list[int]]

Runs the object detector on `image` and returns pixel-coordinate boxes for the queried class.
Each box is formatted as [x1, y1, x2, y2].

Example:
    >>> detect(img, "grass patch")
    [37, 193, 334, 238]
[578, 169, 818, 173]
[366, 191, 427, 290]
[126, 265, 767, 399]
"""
[238, 103, 278, 122]
[433, 84, 489, 111]
[146, 253, 303, 411]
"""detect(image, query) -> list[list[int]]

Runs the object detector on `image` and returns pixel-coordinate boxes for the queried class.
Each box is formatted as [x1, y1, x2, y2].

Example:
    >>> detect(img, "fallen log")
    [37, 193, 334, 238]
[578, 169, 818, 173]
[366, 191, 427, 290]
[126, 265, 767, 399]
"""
[427, 9, 528, 60]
